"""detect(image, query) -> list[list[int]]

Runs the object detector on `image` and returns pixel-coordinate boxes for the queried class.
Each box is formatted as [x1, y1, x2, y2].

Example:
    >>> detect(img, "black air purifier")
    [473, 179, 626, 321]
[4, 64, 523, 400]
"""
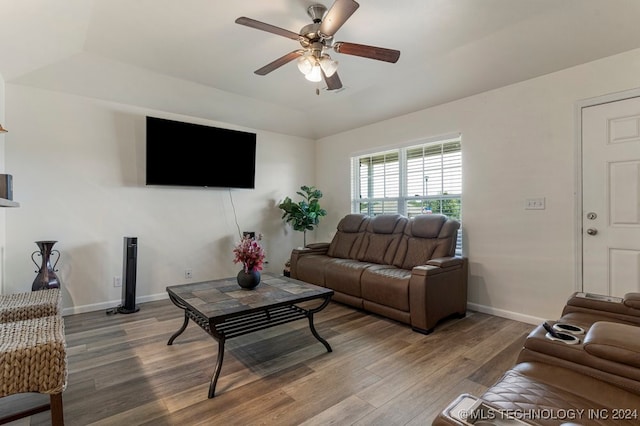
[118, 237, 139, 314]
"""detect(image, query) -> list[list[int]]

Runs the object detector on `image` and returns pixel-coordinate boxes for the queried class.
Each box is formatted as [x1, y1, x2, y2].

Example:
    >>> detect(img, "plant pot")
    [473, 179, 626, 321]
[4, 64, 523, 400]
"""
[237, 269, 261, 290]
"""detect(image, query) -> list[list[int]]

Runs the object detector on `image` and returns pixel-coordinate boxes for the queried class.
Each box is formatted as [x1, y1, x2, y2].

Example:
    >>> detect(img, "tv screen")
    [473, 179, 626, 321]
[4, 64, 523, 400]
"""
[145, 116, 257, 189]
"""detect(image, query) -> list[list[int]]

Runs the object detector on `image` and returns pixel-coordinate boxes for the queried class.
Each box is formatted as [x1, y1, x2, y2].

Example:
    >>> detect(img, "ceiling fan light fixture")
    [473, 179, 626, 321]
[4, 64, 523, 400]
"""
[319, 55, 338, 77]
[297, 55, 315, 75]
[305, 64, 323, 82]
[235, 0, 399, 91]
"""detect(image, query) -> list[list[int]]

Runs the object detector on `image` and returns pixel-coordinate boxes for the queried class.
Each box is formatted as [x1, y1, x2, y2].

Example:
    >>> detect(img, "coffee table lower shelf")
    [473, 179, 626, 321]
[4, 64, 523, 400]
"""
[166, 276, 333, 398]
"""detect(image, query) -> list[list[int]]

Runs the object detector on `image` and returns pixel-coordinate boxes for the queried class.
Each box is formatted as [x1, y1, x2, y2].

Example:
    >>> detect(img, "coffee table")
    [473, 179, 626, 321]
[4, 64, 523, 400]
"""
[166, 273, 334, 398]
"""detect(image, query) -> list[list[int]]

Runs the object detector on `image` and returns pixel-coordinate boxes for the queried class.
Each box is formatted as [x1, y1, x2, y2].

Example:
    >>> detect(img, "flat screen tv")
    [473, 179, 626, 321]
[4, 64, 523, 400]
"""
[145, 116, 257, 189]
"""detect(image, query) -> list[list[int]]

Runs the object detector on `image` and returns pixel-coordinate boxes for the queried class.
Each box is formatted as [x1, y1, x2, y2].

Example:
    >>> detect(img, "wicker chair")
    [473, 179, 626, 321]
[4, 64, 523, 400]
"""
[0, 289, 67, 425]
[0, 288, 62, 323]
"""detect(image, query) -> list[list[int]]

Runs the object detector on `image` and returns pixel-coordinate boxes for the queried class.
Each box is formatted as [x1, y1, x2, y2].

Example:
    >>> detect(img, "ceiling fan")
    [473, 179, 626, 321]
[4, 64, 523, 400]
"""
[235, 0, 400, 91]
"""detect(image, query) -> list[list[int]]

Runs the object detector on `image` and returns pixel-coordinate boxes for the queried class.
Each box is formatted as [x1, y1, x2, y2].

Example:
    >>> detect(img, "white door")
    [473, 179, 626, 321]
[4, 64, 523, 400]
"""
[582, 96, 640, 296]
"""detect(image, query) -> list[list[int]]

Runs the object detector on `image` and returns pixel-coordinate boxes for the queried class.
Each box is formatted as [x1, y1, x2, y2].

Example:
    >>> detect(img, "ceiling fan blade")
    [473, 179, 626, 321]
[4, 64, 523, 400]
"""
[334, 42, 400, 63]
[254, 50, 304, 76]
[322, 70, 343, 91]
[235, 17, 304, 41]
[319, 0, 360, 38]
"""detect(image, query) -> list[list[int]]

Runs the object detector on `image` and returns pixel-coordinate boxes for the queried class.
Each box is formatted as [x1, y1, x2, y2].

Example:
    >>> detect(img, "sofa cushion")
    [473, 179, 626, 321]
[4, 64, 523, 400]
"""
[393, 215, 460, 269]
[361, 267, 411, 311]
[397, 238, 440, 270]
[324, 259, 380, 298]
[481, 362, 640, 425]
[294, 254, 335, 286]
[357, 214, 407, 264]
[327, 214, 368, 259]
[409, 214, 447, 238]
[370, 214, 404, 234]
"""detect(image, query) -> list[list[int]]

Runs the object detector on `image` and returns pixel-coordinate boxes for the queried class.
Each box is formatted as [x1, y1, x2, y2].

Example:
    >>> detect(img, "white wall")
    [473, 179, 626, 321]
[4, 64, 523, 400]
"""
[315, 48, 640, 324]
[5, 48, 640, 324]
[4, 86, 315, 313]
[0, 75, 5, 293]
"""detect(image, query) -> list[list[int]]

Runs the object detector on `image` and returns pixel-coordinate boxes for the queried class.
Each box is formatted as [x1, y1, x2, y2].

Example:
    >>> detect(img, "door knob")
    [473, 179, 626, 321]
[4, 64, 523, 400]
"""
[586, 228, 598, 236]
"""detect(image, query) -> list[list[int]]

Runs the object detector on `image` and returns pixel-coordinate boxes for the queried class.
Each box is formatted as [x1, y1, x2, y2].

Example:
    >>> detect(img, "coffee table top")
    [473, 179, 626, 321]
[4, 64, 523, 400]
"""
[166, 273, 333, 321]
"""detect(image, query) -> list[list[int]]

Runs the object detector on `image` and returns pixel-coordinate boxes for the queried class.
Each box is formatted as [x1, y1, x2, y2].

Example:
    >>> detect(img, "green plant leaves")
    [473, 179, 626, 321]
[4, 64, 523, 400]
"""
[278, 185, 327, 234]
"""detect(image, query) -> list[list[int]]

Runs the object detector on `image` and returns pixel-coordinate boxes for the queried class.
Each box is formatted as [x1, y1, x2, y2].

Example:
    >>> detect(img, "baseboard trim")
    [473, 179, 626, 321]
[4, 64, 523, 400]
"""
[467, 302, 543, 326]
[63, 295, 544, 323]
[62, 292, 168, 316]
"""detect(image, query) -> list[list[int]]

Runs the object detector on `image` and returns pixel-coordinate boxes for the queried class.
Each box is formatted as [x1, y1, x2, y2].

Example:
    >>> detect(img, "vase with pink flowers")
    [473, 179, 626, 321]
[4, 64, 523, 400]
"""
[233, 234, 266, 289]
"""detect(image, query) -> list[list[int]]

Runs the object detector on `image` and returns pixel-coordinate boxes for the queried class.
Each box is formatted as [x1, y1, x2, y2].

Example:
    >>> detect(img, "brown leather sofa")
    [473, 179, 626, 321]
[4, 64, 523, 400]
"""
[433, 292, 640, 426]
[515, 292, 640, 394]
[289, 213, 468, 334]
[435, 361, 640, 426]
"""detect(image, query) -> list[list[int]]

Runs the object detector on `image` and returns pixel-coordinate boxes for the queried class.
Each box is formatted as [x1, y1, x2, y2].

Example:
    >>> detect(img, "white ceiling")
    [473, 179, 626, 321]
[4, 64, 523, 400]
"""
[2, 0, 640, 139]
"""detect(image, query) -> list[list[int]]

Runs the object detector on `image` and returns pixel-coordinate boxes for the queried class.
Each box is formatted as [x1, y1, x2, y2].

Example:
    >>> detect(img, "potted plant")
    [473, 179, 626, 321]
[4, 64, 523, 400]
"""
[278, 185, 327, 247]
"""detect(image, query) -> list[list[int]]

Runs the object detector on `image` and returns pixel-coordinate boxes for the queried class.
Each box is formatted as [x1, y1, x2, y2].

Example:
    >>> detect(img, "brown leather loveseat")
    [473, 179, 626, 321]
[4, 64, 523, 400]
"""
[289, 213, 468, 334]
[433, 292, 640, 426]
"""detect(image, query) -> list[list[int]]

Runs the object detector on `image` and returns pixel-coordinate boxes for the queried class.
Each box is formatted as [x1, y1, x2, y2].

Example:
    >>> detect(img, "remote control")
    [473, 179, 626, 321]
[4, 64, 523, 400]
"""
[543, 322, 562, 338]
[543, 322, 575, 341]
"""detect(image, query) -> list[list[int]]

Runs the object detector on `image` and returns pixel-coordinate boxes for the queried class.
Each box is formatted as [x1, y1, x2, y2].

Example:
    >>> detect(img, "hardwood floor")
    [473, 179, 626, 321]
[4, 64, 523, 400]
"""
[3, 299, 533, 425]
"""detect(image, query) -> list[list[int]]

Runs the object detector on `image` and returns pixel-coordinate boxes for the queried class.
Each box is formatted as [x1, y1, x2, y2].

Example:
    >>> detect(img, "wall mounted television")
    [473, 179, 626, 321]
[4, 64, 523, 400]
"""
[145, 116, 257, 189]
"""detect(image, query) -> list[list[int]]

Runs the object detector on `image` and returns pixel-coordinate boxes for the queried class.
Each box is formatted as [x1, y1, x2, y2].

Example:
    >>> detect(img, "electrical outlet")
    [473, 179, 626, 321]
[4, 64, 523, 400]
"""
[525, 197, 545, 210]
[113, 276, 122, 287]
[185, 269, 193, 279]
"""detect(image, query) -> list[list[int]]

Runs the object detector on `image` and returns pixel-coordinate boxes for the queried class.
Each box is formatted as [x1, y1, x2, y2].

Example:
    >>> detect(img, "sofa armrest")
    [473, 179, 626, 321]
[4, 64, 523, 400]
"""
[291, 243, 329, 257]
[583, 321, 640, 369]
[412, 256, 464, 276]
[409, 257, 468, 333]
[289, 243, 330, 279]
[623, 292, 640, 309]
[303, 242, 330, 252]
[411, 264, 445, 276]
[426, 256, 464, 268]
[561, 291, 640, 322]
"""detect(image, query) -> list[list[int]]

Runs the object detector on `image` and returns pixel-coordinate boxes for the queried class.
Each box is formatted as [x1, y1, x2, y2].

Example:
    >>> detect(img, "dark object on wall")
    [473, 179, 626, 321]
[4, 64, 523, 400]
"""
[118, 237, 139, 314]
[0, 174, 13, 200]
[31, 240, 61, 291]
[243, 231, 256, 239]
[145, 116, 257, 189]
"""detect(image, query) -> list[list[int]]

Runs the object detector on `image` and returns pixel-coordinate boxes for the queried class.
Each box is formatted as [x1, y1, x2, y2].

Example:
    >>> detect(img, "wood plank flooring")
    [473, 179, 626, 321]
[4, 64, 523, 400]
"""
[2, 299, 534, 425]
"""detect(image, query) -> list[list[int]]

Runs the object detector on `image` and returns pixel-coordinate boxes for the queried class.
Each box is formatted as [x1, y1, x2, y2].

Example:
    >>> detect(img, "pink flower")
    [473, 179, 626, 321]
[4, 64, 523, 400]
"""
[233, 234, 266, 272]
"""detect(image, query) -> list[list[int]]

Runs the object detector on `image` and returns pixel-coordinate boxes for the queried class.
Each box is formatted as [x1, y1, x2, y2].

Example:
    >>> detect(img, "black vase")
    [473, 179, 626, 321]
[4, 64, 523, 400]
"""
[31, 240, 61, 291]
[237, 269, 261, 290]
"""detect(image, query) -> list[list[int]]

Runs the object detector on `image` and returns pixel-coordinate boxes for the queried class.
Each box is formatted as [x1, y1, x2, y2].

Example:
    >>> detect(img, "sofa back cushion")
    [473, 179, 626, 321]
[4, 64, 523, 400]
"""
[327, 214, 369, 259]
[393, 214, 460, 269]
[357, 214, 408, 264]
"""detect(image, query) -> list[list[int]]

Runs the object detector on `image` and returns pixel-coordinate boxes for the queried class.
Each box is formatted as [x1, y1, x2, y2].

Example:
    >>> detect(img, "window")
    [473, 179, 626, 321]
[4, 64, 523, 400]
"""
[351, 135, 462, 253]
